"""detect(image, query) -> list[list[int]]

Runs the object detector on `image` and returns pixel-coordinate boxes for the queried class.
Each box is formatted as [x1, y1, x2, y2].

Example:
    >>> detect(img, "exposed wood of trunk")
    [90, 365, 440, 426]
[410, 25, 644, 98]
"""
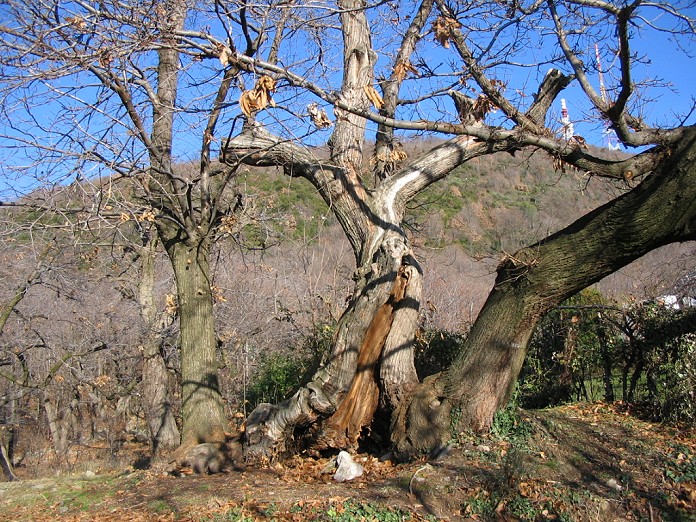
[396, 131, 696, 453]
[138, 235, 180, 452]
[318, 264, 411, 449]
[379, 263, 421, 411]
[224, 130, 501, 458]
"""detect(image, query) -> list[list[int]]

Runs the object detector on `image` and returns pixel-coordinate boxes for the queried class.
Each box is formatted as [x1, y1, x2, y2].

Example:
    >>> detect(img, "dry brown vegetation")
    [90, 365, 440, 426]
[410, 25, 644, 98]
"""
[1, 150, 694, 520]
[0, 403, 693, 521]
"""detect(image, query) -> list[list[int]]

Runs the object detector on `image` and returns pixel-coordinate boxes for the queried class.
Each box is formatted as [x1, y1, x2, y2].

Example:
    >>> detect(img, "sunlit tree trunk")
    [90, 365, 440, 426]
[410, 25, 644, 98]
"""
[138, 233, 180, 452]
[160, 232, 227, 446]
[147, 3, 227, 447]
[394, 130, 696, 454]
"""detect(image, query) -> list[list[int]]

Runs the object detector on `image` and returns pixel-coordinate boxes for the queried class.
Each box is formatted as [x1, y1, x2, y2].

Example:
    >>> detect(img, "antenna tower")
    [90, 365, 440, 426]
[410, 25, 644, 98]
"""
[594, 43, 621, 150]
[560, 98, 574, 141]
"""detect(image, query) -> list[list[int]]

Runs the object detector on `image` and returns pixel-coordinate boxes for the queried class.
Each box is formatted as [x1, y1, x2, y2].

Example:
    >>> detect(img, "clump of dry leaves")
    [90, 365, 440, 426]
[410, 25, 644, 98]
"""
[240, 76, 276, 117]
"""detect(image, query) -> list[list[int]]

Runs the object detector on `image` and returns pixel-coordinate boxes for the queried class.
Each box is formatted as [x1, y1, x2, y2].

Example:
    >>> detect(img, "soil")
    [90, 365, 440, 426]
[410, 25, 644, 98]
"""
[0, 403, 694, 521]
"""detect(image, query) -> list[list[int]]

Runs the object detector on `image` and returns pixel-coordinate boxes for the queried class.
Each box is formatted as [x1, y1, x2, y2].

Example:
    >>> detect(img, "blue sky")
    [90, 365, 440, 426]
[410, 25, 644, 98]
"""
[1, 2, 695, 199]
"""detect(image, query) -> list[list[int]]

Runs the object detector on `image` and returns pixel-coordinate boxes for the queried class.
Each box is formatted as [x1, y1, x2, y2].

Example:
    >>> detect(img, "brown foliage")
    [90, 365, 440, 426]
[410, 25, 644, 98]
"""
[239, 76, 276, 117]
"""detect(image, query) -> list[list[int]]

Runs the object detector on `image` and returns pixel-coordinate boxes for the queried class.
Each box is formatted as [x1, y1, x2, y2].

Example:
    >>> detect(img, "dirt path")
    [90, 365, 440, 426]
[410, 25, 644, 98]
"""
[0, 403, 694, 521]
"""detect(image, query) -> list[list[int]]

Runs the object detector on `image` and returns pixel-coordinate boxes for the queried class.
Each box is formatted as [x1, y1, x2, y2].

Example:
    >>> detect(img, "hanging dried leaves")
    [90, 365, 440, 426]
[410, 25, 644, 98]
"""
[373, 143, 408, 164]
[432, 16, 461, 48]
[459, 80, 506, 122]
[364, 84, 383, 109]
[165, 293, 178, 315]
[239, 75, 276, 117]
[394, 60, 419, 82]
[307, 102, 332, 129]
[569, 135, 589, 148]
[65, 16, 87, 31]
[471, 94, 497, 121]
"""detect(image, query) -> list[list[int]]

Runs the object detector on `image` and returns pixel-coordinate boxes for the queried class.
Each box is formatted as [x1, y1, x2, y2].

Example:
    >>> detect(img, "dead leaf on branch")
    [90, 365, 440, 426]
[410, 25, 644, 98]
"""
[65, 16, 87, 31]
[394, 60, 419, 81]
[307, 102, 332, 128]
[138, 210, 156, 222]
[471, 94, 497, 121]
[364, 84, 383, 109]
[239, 75, 277, 117]
[373, 142, 408, 164]
[569, 135, 588, 148]
[432, 16, 461, 48]
[165, 293, 178, 315]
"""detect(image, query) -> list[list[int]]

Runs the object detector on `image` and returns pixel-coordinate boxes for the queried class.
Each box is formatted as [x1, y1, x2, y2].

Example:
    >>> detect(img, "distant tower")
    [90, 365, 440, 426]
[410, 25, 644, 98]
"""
[594, 44, 621, 150]
[560, 98, 574, 141]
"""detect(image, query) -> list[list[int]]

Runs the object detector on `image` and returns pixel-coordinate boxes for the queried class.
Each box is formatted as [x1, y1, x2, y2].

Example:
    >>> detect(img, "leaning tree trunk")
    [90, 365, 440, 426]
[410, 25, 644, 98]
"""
[161, 234, 227, 447]
[138, 233, 180, 453]
[394, 130, 696, 456]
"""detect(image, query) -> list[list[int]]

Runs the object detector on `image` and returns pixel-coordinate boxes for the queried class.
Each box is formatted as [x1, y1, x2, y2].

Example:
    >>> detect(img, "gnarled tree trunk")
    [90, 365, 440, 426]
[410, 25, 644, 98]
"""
[394, 129, 696, 455]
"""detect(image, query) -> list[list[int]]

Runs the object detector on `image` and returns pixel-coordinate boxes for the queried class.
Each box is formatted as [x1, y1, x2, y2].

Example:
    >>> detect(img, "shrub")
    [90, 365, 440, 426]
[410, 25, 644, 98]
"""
[519, 288, 612, 408]
[244, 323, 334, 408]
[414, 328, 466, 379]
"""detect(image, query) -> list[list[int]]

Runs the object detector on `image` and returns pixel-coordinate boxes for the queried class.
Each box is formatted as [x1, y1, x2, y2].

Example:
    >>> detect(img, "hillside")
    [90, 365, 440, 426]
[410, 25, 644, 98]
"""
[1, 147, 695, 521]
[0, 403, 693, 521]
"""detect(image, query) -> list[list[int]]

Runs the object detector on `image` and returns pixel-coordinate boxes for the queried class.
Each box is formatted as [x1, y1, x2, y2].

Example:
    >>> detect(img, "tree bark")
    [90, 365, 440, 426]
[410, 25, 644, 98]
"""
[162, 235, 227, 446]
[395, 129, 696, 452]
[0, 425, 17, 481]
[317, 263, 413, 450]
[138, 233, 180, 453]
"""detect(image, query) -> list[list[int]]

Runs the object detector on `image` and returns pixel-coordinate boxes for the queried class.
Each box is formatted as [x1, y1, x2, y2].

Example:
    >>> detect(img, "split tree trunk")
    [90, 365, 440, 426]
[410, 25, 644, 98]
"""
[224, 126, 504, 459]
[244, 230, 422, 458]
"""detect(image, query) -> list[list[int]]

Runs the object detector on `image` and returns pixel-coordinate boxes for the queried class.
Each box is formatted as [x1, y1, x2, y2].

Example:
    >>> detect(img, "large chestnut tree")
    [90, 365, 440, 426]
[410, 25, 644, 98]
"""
[2, 0, 695, 459]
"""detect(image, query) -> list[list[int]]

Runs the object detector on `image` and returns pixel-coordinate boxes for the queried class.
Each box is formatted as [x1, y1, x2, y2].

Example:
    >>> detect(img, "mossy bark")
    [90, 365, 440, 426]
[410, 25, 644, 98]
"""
[394, 130, 696, 453]
[163, 236, 227, 446]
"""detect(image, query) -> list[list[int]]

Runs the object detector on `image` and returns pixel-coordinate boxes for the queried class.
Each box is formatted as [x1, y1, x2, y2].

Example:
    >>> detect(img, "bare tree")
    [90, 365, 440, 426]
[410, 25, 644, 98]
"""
[222, 0, 696, 457]
[0, 0, 264, 449]
[2, 0, 696, 461]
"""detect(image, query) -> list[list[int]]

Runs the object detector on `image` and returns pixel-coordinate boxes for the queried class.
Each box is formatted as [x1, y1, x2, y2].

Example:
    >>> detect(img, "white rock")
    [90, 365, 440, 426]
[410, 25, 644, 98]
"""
[606, 478, 622, 491]
[333, 451, 364, 482]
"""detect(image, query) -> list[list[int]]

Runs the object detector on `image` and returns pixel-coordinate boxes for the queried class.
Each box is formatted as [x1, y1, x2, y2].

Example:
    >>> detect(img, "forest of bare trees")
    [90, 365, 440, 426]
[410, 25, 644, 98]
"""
[1, 0, 695, 479]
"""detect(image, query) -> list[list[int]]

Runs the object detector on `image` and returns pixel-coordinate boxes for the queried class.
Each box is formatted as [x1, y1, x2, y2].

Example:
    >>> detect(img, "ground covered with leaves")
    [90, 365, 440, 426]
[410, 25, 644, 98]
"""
[0, 403, 694, 521]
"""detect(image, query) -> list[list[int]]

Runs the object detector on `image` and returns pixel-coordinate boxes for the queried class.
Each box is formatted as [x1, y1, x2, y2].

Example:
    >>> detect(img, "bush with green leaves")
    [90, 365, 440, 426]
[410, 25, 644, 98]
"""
[518, 286, 696, 426]
[244, 323, 334, 408]
[519, 288, 615, 408]
[621, 304, 696, 425]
